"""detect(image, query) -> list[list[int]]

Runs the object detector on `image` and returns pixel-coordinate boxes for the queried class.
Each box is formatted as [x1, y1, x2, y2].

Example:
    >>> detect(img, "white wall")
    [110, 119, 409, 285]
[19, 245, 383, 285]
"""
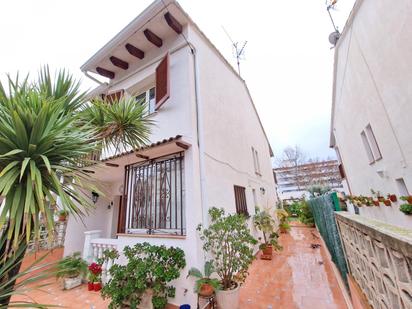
[188, 27, 278, 218]
[332, 0, 412, 201]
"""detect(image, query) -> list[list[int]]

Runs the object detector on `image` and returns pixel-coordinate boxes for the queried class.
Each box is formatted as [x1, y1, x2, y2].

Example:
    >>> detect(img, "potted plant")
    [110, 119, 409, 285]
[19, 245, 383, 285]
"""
[276, 209, 290, 233]
[58, 209, 69, 222]
[253, 208, 282, 260]
[187, 261, 221, 297]
[56, 252, 87, 290]
[387, 194, 397, 203]
[197, 207, 257, 309]
[88, 262, 102, 291]
[101, 242, 186, 309]
[383, 199, 392, 206]
[400, 196, 412, 204]
[400, 203, 412, 215]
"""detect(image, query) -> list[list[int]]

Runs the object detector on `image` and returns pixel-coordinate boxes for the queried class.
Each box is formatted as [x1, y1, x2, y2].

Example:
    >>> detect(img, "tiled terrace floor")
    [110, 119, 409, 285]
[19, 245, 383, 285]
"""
[11, 224, 347, 308]
[239, 223, 348, 309]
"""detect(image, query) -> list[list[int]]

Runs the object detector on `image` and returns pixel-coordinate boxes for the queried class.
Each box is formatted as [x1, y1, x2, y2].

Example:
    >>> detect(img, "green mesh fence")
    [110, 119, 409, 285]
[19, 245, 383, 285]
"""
[308, 192, 348, 287]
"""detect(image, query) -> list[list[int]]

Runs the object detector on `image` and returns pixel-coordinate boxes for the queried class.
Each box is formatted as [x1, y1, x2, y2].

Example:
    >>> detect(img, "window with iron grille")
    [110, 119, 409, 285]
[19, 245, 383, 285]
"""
[124, 153, 185, 235]
[234, 185, 249, 216]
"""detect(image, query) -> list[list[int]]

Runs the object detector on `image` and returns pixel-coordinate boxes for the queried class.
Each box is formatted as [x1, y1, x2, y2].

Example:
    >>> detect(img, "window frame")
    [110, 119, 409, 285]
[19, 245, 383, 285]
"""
[234, 185, 249, 216]
[361, 130, 375, 164]
[365, 124, 382, 161]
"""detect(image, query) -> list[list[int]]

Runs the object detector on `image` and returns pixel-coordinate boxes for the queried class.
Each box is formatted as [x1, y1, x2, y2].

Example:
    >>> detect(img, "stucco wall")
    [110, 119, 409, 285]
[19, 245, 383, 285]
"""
[188, 27, 278, 218]
[332, 0, 412, 202]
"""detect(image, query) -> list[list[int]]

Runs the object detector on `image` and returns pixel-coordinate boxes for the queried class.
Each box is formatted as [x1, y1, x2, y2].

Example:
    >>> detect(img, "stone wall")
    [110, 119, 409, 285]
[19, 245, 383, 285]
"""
[336, 212, 412, 309]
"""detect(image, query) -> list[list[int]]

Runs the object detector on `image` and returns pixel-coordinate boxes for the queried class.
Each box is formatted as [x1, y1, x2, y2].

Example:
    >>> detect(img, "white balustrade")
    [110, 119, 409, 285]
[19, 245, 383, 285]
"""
[87, 235, 119, 284]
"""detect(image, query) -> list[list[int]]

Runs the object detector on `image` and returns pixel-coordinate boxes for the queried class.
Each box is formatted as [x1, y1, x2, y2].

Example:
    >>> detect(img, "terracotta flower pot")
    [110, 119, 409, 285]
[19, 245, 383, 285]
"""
[373, 200, 380, 206]
[87, 282, 94, 291]
[58, 215, 67, 222]
[407, 196, 412, 204]
[383, 200, 391, 206]
[388, 195, 397, 202]
[199, 283, 214, 297]
[93, 282, 102, 291]
[261, 244, 273, 260]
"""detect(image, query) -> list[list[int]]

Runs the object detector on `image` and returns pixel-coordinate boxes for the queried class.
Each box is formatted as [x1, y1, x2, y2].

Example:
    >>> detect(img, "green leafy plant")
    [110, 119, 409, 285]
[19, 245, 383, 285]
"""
[253, 208, 282, 251]
[276, 209, 291, 233]
[399, 204, 412, 215]
[298, 200, 314, 226]
[197, 207, 257, 290]
[101, 242, 186, 309]
[56, 252, 88, 279]
[0, 67, 153, 306]
[187, 261, 221, 295]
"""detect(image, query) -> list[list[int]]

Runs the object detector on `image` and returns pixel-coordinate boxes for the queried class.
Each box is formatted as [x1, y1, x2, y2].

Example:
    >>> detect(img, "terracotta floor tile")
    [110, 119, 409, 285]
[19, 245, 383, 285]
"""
[11, 225, 347, 308]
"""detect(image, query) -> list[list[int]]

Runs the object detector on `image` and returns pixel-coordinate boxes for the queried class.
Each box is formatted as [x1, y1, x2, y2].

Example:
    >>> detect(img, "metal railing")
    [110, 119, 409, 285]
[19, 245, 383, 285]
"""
[124, 153, 185, 235]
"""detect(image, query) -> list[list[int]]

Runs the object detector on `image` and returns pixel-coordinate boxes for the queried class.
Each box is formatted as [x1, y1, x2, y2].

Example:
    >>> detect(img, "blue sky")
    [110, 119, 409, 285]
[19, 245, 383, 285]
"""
[0, 0, 355, 160]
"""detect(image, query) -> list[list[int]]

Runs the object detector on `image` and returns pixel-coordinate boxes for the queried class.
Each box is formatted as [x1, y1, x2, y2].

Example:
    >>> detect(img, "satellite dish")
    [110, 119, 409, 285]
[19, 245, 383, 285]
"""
[329, 30, 340, 46]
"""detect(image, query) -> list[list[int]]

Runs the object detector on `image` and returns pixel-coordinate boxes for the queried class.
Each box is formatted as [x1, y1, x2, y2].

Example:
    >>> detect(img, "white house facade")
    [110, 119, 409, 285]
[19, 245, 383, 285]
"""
[63, 0, 277, 306]
[330, 0, 412, 228]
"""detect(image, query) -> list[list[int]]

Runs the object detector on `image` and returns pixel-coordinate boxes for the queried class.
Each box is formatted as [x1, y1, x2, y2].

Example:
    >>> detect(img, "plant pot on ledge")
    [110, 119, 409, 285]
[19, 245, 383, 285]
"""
[383, 200, 392, 206]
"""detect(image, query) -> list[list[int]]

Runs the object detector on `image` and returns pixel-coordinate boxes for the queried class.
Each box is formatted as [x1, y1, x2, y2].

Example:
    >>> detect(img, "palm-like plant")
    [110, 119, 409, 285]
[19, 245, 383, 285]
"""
[0, 66, 153, 306]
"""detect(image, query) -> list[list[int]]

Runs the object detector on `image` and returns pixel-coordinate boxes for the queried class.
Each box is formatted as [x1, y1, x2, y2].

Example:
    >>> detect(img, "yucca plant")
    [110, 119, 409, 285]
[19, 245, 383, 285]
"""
[0, 66, 153, 306]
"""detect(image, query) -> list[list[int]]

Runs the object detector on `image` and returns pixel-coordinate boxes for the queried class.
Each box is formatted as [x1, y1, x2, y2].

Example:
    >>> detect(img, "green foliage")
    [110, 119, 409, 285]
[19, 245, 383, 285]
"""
[0, 67, 153, 254]
[399, 204, 412, 215]
[197, 207, 257, 290]
[307, 185, 331, 198]
[101, 242, 186, 309]
[187, 261, 221, 294]
[253, 208, 282, 251]
[298, 200, 314, 226]
[56, 252, 88, 279]
[284, 202, 301, 217]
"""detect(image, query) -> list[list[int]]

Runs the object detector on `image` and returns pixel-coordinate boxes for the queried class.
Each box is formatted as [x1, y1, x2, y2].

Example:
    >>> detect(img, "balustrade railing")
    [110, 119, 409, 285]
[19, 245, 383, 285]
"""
[83, 230, 119, 284]
[336, 212, 412, 309]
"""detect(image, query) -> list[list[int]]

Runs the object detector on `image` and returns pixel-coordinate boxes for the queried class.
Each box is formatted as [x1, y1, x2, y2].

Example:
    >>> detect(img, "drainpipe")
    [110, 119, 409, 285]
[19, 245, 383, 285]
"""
[188, 44, 208, 228]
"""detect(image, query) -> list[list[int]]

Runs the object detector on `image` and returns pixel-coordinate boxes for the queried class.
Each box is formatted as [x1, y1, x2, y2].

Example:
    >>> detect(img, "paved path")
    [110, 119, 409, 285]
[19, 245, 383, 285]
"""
[239, 224, 348, 309]
[12, 225, 347, 308]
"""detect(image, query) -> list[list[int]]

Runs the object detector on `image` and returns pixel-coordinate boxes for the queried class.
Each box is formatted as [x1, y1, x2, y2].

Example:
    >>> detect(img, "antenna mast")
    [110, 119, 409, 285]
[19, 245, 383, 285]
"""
[222, 26, 247, 77]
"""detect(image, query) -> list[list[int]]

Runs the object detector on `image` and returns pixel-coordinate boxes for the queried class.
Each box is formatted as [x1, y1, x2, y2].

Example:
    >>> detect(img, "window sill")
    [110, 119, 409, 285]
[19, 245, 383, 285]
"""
[117, 233, 186, 240]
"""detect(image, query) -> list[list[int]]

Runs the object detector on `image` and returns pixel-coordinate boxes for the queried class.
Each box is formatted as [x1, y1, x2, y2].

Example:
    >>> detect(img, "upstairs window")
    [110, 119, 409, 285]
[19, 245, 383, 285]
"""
[135, 87, 156, 114]
[365, 124, 382, 161]
[252, 147, 261, 175]
[361, 131, 374, 164]
[234, 185, 249, 216]
[361, 124, 382, 164]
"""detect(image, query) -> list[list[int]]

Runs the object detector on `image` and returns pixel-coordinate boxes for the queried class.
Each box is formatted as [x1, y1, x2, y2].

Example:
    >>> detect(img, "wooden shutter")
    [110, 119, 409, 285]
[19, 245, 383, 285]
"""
[338, 164, 346, 179]
[234, 185, 249, 216]
[155, 54, 170, 110]
[117, 195, 127, 234]
[102, 89, 124, 104]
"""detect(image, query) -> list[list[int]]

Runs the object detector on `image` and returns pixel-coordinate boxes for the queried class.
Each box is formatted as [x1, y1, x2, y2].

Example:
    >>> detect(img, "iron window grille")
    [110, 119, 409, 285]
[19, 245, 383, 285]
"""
[124, 153, 185, 235]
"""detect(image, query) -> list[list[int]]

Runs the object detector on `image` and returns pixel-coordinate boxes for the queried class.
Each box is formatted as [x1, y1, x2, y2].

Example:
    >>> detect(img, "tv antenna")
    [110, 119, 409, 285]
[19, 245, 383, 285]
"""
[222, 26, 247, 76]
[326, 0, 340, 47]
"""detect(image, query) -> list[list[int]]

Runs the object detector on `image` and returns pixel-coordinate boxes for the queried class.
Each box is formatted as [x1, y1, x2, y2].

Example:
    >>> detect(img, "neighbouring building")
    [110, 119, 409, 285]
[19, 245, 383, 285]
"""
[330, 0, 412, 228]
[274, 160, 344, 201]
[63, 0, 277, 306]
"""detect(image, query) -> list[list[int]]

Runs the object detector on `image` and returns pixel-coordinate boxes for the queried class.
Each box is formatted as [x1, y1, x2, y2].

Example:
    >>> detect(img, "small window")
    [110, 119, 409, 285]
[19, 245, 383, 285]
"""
[396, 178, 409, 196]
[135, 87, 156, 114]
[361, 131, 374, 164]
[252, 147, 261, 175]
[365, 124, 382, 161]
[234, 185, 249, 216]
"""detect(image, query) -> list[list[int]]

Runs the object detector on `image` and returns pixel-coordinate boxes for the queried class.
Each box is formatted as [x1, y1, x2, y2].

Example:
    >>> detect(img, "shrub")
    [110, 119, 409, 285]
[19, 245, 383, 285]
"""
[298, 200, 314, 226]
[56, 252, 87, 279]
[197, 207, 257, 290]
[101, 243, 186, 309]
[253, 208, 281, 251]
[399, 204, 412, 215]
